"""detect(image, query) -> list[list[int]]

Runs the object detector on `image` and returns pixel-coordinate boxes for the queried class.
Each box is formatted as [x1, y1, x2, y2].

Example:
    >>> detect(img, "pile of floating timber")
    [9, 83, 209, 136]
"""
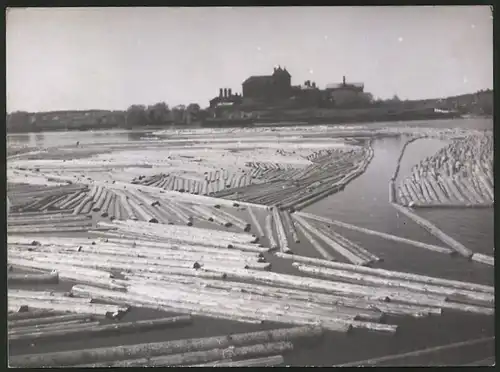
[128, 142, 374, 211]
[7, 180, 263, 230]
[132, 169, 258, 195]
[396, 133, 493, 208]
[9, 326, 314, 367]
[8, 217, 494, 347]
[296, 211, 494, 267]
[212, 142, 374, 211]
[7, 303, 192, 347]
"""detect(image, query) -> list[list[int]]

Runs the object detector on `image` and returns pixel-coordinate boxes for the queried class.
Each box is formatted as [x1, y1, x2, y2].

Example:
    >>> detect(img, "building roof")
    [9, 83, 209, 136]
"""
[326, 82, 364, 90]
[273, 67, 291, 78]
[243, 75, 274, 85]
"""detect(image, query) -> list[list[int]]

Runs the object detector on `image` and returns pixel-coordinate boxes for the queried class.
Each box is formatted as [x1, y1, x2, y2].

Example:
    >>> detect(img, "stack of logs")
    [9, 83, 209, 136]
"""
[130, 142, 374, 212]
[397, 134, 493, 208]
[214, 143, 374, 211]
[8, 322, 313, 367]
[8, 216, 494, 343]
[133, 170, 256, 195]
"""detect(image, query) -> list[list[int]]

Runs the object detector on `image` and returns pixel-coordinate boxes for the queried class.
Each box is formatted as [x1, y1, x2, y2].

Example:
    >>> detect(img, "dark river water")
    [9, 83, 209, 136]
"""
[8, 118, 494, 366]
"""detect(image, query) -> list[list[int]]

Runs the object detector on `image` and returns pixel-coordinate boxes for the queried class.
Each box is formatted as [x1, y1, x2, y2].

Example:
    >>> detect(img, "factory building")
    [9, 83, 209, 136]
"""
[325, 76, 371, 107]
[242, 66, 292, 102]
[207, 67, 373, 111]
[209, 87, 243, 109]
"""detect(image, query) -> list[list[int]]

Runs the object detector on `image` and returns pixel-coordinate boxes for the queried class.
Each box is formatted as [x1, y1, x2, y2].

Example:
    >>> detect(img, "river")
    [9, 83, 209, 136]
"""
[7, 118, 494, 365]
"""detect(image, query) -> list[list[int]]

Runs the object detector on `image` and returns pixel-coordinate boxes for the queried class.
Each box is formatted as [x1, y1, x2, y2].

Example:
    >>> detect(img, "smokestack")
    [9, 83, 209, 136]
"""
[343, 76, 346, 85]
[223, 88, 228, 98]
[219, 88, 223, 98]
[228, 88, 232, 97]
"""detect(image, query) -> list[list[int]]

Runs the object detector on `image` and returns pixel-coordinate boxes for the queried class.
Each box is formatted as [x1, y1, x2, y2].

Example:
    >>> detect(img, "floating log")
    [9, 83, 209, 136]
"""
[8, 310, 61, 321]
[285, 258, 494, 294]
[295, 212, 454, 255]
[272, 208, 291, 253]
[114, 191, 138, 220]
[161, 201, 193, 226]
[80, 342, 293, 367]
[192, 204, 230, 227]
[9, 291, 93, 304]
[9, 313, 94, 328]
[191, 354, 285, 367]
[214, 208, 251, 232]
[282, 210, 300, 243]
[103, 193, 117, 218]
[9, 316, 192, 344]
[110, 194, 122, 220]
[8, 272, 59, 285]
[10, 320, 101, 337]
[294, 220, 335, 260]
[315, 223, 380, 263]
[202, 276, 440, 317]
[72, 196, 93, 215]
[7, 259, 125, 291]
[126, 194, 158, 223]
[71, 284, 262, 324]
[265, 214, 278, 250]
[8, 214, 90, 226]
[293, 264, 493, 306]
[54, 192, 80, 209]
[314, 223, 374, 265]
[8, 209, 75, 218]
[9, 326, 322, 367]
[336, 336, 494, 366]
[201, 266, 453, 309]
[39, 193, 69, 211]
[246, 208, 264, 238]
[92, 188, 109, 212]
[471, 253, 494, 266]
[274, 252, 336, 266]
[293, 214, 366, 265]
[390, 203, 473, 258]
[7, 297, 127, 317]
[60, 191, 88, 210]
[100, 220, 259, 246]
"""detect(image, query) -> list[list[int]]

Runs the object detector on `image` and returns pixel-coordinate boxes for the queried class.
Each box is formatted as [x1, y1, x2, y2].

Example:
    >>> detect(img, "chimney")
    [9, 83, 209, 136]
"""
[223, 88, 228, 98]
[343, 76, 346, 85]
[228, 88, 232, 97]
[219, 88, 223, 98]
[312, 82, 316, 88]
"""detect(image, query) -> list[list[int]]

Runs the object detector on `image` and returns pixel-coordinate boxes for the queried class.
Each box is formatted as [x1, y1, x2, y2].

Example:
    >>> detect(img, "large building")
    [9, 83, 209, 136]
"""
[207, 67, 372, 112]
[242, 66, 292, 102]
[325, 76, 370, 107]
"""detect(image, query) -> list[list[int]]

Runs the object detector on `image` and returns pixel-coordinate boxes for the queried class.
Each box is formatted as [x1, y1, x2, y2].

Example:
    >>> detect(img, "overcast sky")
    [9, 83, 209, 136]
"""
[7, 6, 493, 112]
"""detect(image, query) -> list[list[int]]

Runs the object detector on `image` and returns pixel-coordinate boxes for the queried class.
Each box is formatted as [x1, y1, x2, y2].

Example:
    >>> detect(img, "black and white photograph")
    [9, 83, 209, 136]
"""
[6, 6, 494, 367]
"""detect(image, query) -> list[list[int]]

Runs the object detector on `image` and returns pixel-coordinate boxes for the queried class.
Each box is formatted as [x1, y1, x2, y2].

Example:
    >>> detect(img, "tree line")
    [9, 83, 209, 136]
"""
[7, 102, 206, 133]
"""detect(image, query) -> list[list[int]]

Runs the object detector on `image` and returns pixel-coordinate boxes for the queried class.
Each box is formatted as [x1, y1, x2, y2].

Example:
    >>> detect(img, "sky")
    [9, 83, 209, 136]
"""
[6, 6, 493, 112]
